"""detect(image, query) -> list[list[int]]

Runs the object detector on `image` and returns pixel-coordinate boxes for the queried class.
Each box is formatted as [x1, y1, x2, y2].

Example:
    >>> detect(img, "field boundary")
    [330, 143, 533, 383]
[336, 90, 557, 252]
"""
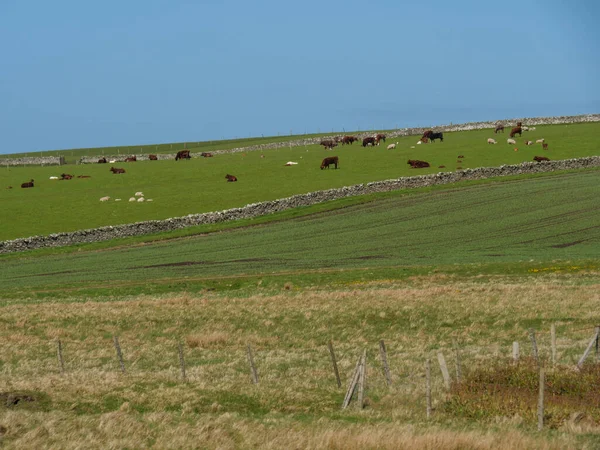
[1, 156, 599, 254]
[75, 113, 600, 163]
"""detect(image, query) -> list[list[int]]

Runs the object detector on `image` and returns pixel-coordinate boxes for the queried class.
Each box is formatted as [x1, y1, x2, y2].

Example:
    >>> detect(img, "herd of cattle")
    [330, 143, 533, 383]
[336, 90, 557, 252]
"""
[12, 123, 553, 189]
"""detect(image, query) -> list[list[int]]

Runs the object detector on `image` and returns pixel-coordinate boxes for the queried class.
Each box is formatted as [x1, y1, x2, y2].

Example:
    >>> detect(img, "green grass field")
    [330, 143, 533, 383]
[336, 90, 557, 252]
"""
[1, 122, 599, 241]
[2, 169, 599, 299]
[1, 122, 599, 448]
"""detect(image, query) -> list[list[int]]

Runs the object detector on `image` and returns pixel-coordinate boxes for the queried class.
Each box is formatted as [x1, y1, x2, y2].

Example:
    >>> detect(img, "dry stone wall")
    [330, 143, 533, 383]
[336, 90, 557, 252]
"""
[0, 156, 65, 166]
[76, 114, 600, 163]
[1, 156, 599, 254]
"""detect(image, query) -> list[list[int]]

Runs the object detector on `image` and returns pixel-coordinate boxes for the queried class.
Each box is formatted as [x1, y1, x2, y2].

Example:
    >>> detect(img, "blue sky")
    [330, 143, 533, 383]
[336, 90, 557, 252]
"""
[1, 0, 598, 154]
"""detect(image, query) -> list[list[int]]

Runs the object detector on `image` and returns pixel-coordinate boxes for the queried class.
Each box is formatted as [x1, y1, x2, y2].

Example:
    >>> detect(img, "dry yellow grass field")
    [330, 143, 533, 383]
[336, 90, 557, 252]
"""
[1, 273, 599, 449]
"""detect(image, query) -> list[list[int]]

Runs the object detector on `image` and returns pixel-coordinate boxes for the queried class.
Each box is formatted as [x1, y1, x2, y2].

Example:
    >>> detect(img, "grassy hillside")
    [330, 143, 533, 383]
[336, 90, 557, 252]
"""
[3, 169, 599, 299]
[1, 122, 599, 241]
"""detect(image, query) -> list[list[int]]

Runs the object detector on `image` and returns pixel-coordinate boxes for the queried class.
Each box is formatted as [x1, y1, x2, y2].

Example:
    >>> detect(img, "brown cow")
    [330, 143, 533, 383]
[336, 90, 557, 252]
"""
[124, 156, 137, 162]
[510, 126, 522, 138]
[533, 156, 550, 162]
[342, 136, 358, 145]
[362, 137, 376, 147]
[495, 124, 504, 133]
[320, 156, 339, 170]
[110, 167, 126, 174]
[149, 154, 158, 160]
[21, 179, 34, 188]
[320, 139, 337, 150]
[201, 152, 214, 157]
[98, 157, 107, 164]
[60, 173, 73, 180]
[422, 130, 433, 140]
[376, 133, 386, 144]
[225, 174, 237, 182]
[542, 143, 549, 150]
[77, 175, 91, 178]
[175, 150, 191, 160]
[407, 160, 430, 168]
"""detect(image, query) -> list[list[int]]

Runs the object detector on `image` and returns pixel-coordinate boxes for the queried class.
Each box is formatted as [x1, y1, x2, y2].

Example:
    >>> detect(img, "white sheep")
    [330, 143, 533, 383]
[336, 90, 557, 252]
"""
[417, 140, 422, 145]
[99, 196, 110, 202]
[525, 141, 533, 145]
[129, 197, 136, 202]
[487, 138, 497, 144]
[386, 142, 398, 150]
[137, 197, 145, 202]
[115, 199, 121, 201]
[135, 191, 143, 197]
[507, 138, 516, 145]
[146, 199, 153, 202]
[530, 127, 536, 131]
[49, 176, 59, 180]
[535, 138, 545, 144]
[109, 160, 116, 163]
[522, 126, 529, 131]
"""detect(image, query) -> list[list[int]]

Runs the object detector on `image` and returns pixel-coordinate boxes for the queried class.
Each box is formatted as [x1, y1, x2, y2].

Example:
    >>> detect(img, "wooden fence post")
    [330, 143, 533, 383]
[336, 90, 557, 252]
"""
[577, 327, 600, 369]
[327, 340, 342, 388]
[513, 341, 520, 363]
[453, 339, 462, 382]
[56, 340, 65, 374]
[529, 328, 539, 364]
[247, 344, 259, 384]
[437, 351, 451, 390]
[426, 359, 432, 419]
[357, 350, 367, 409]
[342, 353, 362, 409]
[538, 366, 545, 431]
[551, 323, 557, 366]
[379, 340, 392, 387]
[178, 342, 187, 382]
[113, 336, 126, 373]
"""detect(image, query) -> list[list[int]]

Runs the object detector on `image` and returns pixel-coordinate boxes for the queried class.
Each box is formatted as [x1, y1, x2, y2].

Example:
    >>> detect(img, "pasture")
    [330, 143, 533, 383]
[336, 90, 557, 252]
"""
[1, 122, 599, 241]
[1, 122, 600, 449]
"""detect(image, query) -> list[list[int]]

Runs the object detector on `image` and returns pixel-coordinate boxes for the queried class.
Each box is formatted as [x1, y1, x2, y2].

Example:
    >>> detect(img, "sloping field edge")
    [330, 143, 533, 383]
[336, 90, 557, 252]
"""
[1, 157, 599, 254]
[74, 113, 600, 163]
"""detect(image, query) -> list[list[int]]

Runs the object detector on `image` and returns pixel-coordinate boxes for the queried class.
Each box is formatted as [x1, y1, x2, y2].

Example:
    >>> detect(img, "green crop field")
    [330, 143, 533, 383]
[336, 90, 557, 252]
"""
[2, 169, 599, 298]
[1, 122, 599, 241]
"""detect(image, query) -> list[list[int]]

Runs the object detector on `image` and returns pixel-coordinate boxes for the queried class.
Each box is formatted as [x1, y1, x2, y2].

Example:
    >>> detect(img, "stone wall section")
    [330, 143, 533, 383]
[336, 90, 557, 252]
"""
[1, 156, 599, 254]
[0, 156, 65, 166]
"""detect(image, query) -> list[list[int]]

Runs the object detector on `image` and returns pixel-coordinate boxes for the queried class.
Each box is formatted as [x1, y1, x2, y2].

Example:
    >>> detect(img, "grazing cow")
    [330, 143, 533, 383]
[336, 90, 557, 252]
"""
[225, 174, 238, 182]
[535, 139, 545, 144]
[422, 130, 433, 140]
[110, 167, 126, 174]
[525, 140, 533, 146]
[438, 165, 446, 168]
[149, 154, 158, 160]
[175, 150, 191, 160]
[77, 175, 91, 178]
[320, 156, 339, 170]
[21, 179, 34, 188]
[124, 156, 137, 162]
[487, 138, 497, 144]
[495, 124, 505, 133]
[376, 133, 386, 144]
[200, 152, 213, 157]
[457, 155, 464, 159]
[509, 127, 522, 138]
[533, 156, 550, 162]
[507, 138, 516, 145]
[429, 132, 444, 142]
[542, 143, 549, 150]
[387, 142, 398, 150]
[362, 136, 376, 147]
[60, 173, 73, 180]
[98, 157, 107, 164]
[342, 136, 358, 145]
[407, 160, 430, 168]
[320, 139, 337, 150]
